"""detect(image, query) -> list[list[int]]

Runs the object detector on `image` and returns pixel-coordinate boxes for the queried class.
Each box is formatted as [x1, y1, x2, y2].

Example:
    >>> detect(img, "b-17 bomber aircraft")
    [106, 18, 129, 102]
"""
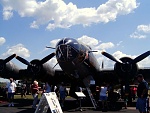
[1, 38, 150, 109]
[17, 38, 150, 107]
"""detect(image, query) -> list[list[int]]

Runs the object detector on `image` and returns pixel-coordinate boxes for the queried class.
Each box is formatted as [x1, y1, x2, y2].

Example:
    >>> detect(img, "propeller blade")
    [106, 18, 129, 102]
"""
[40, 52, 56, 64]
[132, 51, 150, 63]
[16, 56, 31, 66]
[3, 54, 16, 64]
[101, 51, 122, 63]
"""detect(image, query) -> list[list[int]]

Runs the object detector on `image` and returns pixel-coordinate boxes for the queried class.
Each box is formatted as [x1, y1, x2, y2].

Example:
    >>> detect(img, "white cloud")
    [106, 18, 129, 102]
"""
[137, 24, 150, 33]
[95, 42, 114, 50]
[97, 0, 138, 22]
[77, 35, 99, 47]
[130, 32, 146, 39]
[2, 44, 30, 58]
[0, 37, 6, 46]
[30, 21, 39, 29]
[77, 35, 115, 51]
[116, 41, 123, 46]
[1, 0, 139, 30]
[3, 6, 13, 20]
[130, 24, 150, 39]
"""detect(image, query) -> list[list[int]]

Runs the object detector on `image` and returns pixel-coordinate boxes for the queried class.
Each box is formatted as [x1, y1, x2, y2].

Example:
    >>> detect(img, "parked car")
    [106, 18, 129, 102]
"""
[0, 86, 7, 99]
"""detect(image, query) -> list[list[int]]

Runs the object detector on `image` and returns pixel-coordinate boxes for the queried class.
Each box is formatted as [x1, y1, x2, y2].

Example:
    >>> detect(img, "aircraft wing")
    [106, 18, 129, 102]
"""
[97, 67, 150, 85]
[138, 68, 150, 81]
[16, 69, 72, 85]
[96, 69, 119, 85]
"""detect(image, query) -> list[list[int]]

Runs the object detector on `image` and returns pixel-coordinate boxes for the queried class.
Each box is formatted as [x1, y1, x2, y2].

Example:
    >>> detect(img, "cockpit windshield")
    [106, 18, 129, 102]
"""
[56, 38, 80, 62]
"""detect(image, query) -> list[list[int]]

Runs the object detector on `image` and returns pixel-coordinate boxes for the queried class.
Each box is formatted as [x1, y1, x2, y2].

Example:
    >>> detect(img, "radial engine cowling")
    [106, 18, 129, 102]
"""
[26, 59, 55, 81]
[114, 57, 138, 80]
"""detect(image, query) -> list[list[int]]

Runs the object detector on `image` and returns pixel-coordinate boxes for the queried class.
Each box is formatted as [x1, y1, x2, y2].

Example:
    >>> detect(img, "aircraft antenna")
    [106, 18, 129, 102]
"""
[52, 62, 58, 69]
[46, 46, 56, 49]
[101, 61, 104, 69]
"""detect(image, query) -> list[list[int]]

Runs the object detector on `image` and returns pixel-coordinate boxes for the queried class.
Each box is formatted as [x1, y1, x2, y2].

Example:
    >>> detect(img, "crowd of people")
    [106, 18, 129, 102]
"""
[0, 74, 149, 113]
[93, 74, 149, 113]
[0, 78, 68, 109]
[30, 81, 67, 109]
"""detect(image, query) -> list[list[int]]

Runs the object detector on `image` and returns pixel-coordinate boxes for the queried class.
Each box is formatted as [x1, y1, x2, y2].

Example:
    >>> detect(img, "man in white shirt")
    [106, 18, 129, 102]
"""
[6, 78, 17, 107]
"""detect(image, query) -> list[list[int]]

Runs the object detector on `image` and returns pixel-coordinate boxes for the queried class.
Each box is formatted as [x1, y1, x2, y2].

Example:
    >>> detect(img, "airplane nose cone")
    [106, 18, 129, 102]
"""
[56, 44, 78, 62]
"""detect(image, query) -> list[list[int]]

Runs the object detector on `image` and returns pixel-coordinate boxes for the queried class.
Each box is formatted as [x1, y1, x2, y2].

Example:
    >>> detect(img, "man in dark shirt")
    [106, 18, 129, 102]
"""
[136, 74, 149, 113]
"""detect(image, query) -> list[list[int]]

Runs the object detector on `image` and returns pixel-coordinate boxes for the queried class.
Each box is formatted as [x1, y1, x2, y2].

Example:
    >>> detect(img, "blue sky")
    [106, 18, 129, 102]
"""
[0, 0, 150, 82]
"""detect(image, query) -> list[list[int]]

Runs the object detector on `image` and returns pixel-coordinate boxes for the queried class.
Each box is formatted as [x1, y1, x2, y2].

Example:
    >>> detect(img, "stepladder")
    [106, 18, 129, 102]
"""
[83, 76, 97, 109]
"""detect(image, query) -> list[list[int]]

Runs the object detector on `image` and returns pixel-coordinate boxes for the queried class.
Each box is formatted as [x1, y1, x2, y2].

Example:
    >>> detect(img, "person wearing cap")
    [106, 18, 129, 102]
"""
[136, 74, 149, 113]
[6, 78, 17, 107]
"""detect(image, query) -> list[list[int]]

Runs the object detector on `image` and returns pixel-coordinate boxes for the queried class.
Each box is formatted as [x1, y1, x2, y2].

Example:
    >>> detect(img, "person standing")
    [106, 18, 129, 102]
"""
[99, 82, 108, 111]
[130, 86, 137, 101]
[43, 82, 51, 93]
[31, 80, 39, 109]
[59, 82, 66, 108]
[6, 78, 17, 107]
[95, 86, 100, 103]
[136, 74, 149, 113]
[21, 84, 27, 99]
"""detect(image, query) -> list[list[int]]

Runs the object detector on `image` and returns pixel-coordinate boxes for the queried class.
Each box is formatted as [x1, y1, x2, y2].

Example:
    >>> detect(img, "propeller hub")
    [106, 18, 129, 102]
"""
[28, 60, 41, 74]
[114, 57, 138, 79]
[121, 62, 132, 72]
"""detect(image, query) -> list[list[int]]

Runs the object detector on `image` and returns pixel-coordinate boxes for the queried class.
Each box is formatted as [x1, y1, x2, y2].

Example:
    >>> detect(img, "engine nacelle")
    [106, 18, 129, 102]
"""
[0, 59, 20, 79]
[114, 57, 138, 80]
[27, 59, 55, 81]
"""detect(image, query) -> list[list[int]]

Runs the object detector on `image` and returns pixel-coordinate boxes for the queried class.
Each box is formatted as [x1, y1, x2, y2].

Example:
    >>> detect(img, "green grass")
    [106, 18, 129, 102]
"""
[14, 94, 42, 100]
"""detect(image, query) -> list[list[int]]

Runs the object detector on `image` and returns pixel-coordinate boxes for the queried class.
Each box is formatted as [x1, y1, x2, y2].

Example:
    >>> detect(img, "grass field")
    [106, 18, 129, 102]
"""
[0, 93, 42, 102]
[14, 94, 42, 100]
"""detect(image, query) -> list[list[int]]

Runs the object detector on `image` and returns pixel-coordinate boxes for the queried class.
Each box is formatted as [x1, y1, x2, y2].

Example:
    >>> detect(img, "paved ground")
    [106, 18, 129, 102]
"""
[0, 96, 139, 113]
